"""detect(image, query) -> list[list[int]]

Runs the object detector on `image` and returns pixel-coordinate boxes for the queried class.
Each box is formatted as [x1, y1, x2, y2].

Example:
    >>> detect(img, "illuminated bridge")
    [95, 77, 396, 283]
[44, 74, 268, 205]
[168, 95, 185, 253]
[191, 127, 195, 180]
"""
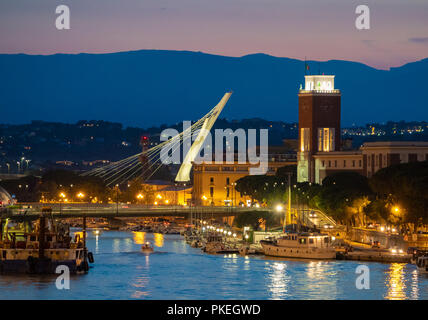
[1, 203, 270, 219]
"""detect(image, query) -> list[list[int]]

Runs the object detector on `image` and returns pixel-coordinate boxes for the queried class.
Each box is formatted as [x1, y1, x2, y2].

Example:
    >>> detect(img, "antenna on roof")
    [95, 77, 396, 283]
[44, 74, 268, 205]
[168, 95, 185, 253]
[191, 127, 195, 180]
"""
[304, 57, 309, 76]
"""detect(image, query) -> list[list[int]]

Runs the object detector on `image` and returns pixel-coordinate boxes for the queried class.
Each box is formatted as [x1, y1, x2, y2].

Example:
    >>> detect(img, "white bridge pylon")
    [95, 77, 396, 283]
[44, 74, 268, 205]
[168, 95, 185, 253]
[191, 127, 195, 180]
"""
[175, 91, 232, 182]
[81, 92, 232, 186]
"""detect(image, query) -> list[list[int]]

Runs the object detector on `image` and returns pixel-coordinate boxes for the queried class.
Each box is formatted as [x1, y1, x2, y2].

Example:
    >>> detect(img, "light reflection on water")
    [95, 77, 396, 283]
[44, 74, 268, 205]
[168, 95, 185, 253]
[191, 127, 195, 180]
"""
[385, 263, 407, 300]
[0, 230, 427, 300]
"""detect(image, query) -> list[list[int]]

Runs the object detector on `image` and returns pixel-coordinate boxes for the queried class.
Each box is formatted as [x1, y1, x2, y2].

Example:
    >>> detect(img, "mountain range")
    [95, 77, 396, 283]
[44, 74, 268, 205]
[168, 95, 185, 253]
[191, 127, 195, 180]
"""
[0, 50, 427, 127]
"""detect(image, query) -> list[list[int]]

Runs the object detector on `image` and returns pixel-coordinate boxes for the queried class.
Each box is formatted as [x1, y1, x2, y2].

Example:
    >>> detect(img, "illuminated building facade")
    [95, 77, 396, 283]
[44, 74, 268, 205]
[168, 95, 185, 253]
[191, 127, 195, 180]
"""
[192, 157, 295, 206]
[297, 75, 341, 182]
[297, 75, 428, 184]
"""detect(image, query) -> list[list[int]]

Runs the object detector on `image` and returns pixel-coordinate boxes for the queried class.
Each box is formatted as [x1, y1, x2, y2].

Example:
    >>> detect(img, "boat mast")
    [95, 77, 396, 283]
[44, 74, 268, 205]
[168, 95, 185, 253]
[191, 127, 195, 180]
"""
[39, 208, 50, 259]
[83, 209, 87, 261]
[287, 172, 292, 230]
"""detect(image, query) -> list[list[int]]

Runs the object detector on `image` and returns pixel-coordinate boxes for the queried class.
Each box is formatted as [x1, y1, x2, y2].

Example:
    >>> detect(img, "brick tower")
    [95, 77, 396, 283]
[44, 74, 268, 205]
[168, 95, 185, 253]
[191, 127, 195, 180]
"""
[297, 75, 341, 182]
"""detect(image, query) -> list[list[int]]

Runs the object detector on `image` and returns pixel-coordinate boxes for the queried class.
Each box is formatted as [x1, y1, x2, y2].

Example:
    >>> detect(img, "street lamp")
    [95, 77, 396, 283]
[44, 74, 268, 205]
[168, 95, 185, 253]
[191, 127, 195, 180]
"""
[76, 192, 87, 262]
[183, 183, 186, 206]
[77, 192, 85, 201]
[136, 193, 144, 204]
[115, 184, 119, 216]
[59, 192, 66, 215]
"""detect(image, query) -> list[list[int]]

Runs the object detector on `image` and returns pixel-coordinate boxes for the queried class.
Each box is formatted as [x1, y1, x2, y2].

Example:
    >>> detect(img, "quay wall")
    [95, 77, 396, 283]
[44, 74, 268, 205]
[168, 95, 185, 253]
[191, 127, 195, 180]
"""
[347, 228, 406, 249]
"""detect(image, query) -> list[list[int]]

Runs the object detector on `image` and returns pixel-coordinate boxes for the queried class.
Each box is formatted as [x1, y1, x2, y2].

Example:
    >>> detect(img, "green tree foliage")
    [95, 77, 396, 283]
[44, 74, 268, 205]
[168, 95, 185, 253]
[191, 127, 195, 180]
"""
[234, 210, 280, 231]
[369, 161, 428, 228]
[119, 178, 155, 204]
[294, 172, 372, 226]
[234, 165, 296, 205]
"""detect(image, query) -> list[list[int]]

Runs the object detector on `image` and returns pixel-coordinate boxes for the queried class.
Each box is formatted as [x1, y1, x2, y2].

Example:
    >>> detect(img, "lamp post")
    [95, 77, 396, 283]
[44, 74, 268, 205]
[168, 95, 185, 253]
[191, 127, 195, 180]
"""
[276, 204, 286, 232]
[77, 192, 87, 261]
[183, 183, 186, 206]
[59, 192, 66, 215]
[136, 193, 144, 204]
[287, 172, 292, 227]
[115, 184, 119, 216]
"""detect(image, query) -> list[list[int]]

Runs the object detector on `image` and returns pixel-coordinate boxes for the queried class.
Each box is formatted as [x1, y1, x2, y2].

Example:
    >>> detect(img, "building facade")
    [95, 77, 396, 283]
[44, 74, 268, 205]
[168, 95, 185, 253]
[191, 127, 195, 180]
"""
[297, 75, 341, 182]
[192, 158, 295, 206]
[297, 75, 428, 184]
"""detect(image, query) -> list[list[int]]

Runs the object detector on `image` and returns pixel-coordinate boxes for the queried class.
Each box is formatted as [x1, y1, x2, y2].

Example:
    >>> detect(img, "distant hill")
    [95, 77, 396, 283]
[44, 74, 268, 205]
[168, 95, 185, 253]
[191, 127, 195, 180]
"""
[0, 50, 427, 127]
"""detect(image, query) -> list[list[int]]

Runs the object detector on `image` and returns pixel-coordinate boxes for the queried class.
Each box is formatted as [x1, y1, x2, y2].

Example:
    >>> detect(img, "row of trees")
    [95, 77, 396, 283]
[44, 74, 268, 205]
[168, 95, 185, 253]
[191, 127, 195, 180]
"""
[235, 161, 428, 231]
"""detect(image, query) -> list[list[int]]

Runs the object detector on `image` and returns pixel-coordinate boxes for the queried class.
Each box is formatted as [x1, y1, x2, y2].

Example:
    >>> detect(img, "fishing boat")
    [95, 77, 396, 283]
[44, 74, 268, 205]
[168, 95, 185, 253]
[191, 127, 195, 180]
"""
[141, 242, 154, 253]
[0, 208, 93, 274]
[416, 256, 428, 274]
[260, 232, 336, 259]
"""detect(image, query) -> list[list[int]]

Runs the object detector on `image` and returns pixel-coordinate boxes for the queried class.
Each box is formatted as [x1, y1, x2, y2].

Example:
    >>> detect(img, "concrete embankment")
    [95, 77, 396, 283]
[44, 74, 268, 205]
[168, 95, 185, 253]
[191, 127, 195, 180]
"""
[343, 251, 412, 263]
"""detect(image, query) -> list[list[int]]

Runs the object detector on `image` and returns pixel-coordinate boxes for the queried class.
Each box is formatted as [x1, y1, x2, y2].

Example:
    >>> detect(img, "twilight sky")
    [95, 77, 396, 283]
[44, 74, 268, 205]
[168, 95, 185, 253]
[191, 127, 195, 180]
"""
[0, 0, 428, 69]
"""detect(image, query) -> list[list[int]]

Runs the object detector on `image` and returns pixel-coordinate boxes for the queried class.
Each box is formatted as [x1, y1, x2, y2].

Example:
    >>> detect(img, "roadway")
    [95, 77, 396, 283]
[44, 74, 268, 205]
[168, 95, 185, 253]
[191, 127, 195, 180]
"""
[2, 203, 339, 229]
[1, 203, 271, 219]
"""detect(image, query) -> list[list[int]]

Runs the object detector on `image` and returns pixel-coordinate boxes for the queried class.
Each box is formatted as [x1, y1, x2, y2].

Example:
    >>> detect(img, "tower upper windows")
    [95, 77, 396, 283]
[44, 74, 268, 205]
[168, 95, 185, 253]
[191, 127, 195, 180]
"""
[303, 75, 335, 92]
[318, 128, 335, 152]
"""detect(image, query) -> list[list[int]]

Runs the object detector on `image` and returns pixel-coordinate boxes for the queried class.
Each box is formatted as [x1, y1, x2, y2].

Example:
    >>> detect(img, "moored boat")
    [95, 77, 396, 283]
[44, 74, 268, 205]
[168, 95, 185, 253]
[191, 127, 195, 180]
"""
[260, 232, 336, 260]
[0, 208, 93, 274]
[416, 256, 428, 274]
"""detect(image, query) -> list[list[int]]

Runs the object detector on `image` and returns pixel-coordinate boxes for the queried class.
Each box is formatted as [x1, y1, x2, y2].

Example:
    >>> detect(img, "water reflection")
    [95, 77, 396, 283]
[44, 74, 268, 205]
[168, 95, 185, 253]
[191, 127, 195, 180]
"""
[385, 263, 407, 300]
[268, 262, 289, 299]
[95, 234, 99, 254]
[154, 233, 164, 247]
[112, 238, 121, 253]
[133, 231, 145, 244]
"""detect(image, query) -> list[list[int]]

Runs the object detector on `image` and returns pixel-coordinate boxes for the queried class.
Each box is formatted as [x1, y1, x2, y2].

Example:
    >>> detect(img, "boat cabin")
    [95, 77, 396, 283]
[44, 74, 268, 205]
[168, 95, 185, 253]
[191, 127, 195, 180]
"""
[277, 232, 333, 248]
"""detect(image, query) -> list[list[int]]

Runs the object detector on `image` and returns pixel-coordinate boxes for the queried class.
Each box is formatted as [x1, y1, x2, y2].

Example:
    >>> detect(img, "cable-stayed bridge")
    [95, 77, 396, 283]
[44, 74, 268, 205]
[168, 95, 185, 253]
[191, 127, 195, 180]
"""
[81, 92, 232, 186]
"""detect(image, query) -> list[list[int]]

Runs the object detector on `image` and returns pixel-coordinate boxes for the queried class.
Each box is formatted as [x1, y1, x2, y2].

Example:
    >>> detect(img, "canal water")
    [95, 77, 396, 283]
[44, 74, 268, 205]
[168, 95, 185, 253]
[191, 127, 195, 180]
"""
[0, 230, 427, 300]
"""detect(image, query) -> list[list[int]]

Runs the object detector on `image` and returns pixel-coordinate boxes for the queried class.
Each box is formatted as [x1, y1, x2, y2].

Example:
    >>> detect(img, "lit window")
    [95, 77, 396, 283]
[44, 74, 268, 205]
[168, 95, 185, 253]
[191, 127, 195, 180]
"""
[318, 128, 335, 152]
[300, 128, 310, 152]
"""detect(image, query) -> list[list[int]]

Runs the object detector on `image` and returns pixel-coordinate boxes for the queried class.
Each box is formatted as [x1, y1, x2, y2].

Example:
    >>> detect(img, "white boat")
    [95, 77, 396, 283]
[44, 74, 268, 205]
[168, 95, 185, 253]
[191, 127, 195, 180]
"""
[141, 242, 154, 253]
[416, 256, 428, 274]
[260, 232, 336, 260]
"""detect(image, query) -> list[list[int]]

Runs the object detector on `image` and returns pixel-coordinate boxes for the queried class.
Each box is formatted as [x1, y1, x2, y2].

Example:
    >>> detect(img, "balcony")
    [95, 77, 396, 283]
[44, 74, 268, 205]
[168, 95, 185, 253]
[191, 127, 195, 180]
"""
[299, 89, 341, 94]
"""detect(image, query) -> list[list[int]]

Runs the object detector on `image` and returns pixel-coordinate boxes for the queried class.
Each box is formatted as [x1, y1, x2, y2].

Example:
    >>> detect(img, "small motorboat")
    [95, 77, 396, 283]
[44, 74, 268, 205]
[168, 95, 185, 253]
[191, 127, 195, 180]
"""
[416, 256, 428, 274]
[141, 242, 154, 253]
